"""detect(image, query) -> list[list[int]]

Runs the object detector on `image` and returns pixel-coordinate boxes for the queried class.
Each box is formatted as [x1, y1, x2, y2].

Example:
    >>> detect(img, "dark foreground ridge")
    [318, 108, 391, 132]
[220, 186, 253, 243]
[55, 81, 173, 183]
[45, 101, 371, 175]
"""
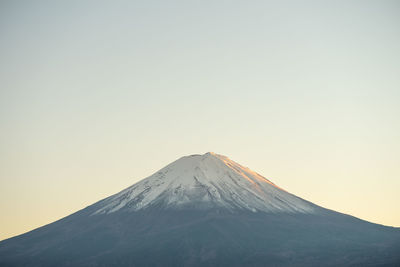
[1, 153, 399, 266]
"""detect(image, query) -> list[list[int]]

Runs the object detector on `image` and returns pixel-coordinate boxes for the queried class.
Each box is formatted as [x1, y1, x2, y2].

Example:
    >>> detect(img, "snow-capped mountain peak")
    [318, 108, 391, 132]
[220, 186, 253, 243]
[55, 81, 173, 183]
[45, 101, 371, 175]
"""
[93, 152, 316, 214]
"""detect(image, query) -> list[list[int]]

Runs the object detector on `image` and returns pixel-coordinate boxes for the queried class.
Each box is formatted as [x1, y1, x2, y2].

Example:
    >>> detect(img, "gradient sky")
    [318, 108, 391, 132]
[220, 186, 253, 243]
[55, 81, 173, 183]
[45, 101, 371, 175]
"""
[1, 0, 399, 241]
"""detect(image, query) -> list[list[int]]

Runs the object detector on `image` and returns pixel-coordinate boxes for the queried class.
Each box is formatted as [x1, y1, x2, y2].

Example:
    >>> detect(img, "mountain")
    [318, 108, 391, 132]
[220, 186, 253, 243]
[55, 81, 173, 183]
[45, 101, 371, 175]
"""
[0, 152, 399, 266]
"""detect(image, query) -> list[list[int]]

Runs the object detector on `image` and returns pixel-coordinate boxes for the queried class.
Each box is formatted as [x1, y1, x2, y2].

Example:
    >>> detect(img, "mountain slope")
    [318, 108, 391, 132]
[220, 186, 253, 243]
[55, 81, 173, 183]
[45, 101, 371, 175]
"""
[94, 152, 315, 214]
[0, 152, 399, 267]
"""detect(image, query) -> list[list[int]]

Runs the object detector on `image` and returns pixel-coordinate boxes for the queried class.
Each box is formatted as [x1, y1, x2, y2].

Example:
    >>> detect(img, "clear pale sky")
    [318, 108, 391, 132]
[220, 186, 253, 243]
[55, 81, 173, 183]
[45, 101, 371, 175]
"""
[1, 0, 399, 241]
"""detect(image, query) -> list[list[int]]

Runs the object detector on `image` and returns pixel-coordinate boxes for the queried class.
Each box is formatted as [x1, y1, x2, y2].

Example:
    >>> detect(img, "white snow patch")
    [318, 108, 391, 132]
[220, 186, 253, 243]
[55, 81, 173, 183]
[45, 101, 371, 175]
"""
[93, 152, 316, 214]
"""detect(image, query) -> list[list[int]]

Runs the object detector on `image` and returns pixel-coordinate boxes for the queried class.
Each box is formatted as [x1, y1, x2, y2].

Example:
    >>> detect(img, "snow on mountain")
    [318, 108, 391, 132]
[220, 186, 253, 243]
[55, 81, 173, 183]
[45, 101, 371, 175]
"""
[93, 152, 316, 214]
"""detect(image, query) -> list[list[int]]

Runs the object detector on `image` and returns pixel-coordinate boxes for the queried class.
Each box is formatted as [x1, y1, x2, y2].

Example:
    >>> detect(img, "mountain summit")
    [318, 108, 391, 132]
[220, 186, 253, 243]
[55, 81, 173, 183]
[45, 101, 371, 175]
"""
[94, 152, 315, 214]
[1, 153, 399, 266]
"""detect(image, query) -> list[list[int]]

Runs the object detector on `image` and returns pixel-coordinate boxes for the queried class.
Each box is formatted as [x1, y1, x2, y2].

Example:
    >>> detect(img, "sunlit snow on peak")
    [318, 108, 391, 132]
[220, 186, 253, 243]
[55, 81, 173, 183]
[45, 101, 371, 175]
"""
[93, 153, 316, 215]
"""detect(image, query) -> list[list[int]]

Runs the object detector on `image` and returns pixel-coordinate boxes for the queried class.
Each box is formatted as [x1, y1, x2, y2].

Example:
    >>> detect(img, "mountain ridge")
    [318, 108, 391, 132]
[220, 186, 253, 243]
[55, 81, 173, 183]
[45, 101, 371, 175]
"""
[92, 152, 316, 215]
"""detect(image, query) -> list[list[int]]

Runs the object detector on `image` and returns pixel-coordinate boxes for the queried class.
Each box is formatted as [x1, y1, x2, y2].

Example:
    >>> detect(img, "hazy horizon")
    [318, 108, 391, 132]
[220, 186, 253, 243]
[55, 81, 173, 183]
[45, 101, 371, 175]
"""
[1, 0, 399, 241]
